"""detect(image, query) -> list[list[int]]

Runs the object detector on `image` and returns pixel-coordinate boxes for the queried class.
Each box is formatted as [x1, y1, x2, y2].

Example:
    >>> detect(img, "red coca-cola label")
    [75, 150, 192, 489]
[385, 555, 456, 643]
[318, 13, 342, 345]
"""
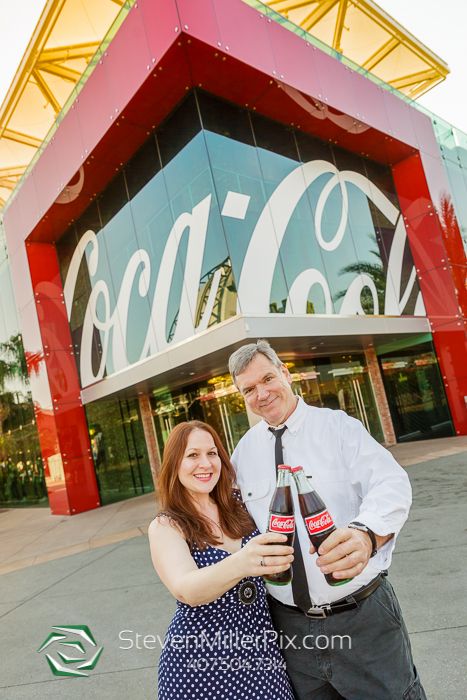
[268, 514, 295, 534]
[305, 510, 334, 535]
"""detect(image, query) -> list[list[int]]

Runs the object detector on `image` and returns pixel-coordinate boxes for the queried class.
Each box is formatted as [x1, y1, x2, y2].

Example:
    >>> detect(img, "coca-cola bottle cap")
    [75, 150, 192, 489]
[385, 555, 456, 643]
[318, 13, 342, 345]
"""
[277, 464, 291, 470]
[290, 466, 304, 473]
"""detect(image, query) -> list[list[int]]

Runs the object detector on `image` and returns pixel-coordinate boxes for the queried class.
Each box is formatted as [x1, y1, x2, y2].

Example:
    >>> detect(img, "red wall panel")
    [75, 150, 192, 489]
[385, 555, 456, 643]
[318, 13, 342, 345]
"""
[405, 213, 446, 274]
[350, 73, 390, 135]
[75, 61, 115, 157]
[27, 242, 99, 514]
[212, 0, 277, 77]
[103, 2, 152, 115]
[52, 105, 85, 189]
[173, 0, 220, 47]
[267, 23, 321, 100]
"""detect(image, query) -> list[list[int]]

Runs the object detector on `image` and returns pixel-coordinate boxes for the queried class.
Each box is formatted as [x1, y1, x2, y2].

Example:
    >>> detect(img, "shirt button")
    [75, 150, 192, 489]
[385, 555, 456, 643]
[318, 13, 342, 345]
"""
[248, 492, 252, 497]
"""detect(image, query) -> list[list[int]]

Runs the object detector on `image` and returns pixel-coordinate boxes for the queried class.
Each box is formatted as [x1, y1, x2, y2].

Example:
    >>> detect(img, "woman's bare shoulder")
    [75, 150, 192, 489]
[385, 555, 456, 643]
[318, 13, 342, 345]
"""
[149, 513, 184, 537]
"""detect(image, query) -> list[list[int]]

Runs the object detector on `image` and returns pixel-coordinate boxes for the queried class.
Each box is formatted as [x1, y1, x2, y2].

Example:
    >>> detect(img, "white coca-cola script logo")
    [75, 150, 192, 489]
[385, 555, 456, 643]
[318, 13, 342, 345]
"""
[269, 515, 295, 534]
[64, 160, 425, 390]
[305, 510, 333, 534]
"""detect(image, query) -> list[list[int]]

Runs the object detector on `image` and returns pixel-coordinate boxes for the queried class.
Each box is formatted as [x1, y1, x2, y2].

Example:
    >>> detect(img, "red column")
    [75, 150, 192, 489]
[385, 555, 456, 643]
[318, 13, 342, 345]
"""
[26, 242, 100, 514]
[392, 153, 467, 435]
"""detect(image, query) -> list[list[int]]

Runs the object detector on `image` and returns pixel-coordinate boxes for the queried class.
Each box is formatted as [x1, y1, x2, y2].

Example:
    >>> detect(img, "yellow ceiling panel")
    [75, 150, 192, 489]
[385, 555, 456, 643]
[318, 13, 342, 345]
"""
[375, 43, 428, 85]
[0, 0, 126, 207]
[307, 3, 339, 46]
[337, 5, 391, 65]
[264, 0, 449, 99]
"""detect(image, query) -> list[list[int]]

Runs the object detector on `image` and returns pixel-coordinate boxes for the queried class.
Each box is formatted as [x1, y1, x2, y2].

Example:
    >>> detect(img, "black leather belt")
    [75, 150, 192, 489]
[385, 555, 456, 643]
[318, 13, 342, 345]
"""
[269, 573, 383, 619]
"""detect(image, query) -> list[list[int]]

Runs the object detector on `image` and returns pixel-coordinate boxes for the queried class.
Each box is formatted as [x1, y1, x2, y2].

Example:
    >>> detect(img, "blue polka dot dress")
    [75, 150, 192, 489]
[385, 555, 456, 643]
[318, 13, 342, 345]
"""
[157, 526, 294, 700]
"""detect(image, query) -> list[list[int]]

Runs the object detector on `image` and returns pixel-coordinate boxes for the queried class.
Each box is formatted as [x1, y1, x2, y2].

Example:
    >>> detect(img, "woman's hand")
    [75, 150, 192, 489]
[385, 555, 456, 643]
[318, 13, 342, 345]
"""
[236, 532, 294, 579]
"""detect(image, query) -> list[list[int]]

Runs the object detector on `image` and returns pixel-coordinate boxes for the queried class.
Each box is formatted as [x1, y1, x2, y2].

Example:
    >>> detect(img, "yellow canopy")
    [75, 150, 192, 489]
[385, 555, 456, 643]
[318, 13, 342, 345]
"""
[0, 0, 127, 207]
[264, 1, 449, 97]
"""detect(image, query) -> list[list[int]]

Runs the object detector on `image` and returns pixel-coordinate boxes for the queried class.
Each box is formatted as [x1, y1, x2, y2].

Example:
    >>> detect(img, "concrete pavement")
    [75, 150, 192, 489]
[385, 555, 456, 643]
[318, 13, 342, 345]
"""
[0, 437, 466, 698]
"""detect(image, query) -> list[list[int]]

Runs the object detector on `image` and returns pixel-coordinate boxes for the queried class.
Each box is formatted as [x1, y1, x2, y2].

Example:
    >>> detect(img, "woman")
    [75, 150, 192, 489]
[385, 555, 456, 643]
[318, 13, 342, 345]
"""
[148, 420, 295, 700]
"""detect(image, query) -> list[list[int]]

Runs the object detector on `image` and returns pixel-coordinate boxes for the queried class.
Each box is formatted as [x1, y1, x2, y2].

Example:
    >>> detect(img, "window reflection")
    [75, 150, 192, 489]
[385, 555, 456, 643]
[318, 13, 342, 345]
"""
[85, 398, 154, 506]
[0, 332, 47, 507]
[151, 374, 250, 458]
[379, 342, 454, 442]
[286, 355, 384, 443]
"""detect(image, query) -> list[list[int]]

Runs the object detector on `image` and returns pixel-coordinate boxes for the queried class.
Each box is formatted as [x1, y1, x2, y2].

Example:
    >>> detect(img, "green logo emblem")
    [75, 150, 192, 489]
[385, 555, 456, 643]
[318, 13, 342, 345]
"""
[37, 625, 103, 677]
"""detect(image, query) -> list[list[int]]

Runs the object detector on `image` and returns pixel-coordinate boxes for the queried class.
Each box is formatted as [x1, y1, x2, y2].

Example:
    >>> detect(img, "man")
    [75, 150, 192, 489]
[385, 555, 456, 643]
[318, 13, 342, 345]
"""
[229, 339, 425, 700]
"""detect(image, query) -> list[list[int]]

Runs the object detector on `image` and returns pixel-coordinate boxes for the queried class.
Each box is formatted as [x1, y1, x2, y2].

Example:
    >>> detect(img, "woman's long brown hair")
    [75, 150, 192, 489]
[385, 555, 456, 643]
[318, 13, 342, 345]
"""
[157, 421, 255, 551]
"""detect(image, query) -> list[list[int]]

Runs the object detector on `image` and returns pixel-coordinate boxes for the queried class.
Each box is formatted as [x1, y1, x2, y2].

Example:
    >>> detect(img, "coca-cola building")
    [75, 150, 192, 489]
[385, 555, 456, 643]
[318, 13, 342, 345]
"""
[1, 0, 467, 514]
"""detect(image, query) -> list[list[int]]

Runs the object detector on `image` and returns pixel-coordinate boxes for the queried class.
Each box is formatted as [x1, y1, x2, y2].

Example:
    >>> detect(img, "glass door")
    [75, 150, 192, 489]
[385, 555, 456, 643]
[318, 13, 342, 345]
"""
[289, 355, 384, 443]
[379, 342, 454, 441]
[151, 375, 249, 458]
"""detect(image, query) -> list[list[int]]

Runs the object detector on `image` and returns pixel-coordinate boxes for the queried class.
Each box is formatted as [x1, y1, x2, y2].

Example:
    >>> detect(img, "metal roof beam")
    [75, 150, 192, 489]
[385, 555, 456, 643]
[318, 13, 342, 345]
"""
[303, 0, 340, 32]
[32, 69, 62, 116]
[407, 78, 444, 100]
[39, 42, 101, 64]
[2, 129, 42, 148]
[0, 166, 28, 177]
[332, 0, 348, 53]
[0, 178, 20, 189]
[362, 37, 399, 71]
[353, 0, 448, 74]
[389, 68, 439, 90]
[0, 0, 68, 132]
[36, 62, 83, 83]
[267, 0, 318, 9]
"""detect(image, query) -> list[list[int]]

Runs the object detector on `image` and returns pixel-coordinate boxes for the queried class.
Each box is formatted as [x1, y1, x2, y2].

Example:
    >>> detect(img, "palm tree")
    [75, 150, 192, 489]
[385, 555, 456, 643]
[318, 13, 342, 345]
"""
[333, 234, 385, 314]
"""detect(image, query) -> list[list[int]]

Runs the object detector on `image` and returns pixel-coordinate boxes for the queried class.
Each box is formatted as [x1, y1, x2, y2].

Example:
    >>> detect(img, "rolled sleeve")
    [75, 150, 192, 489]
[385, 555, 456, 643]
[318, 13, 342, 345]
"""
[340, 412, 412, 541]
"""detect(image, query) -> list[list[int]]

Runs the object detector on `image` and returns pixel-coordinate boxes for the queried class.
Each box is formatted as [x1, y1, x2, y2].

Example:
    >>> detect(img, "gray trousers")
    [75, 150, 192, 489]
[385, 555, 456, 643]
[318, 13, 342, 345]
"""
[268, 576, 426, 700]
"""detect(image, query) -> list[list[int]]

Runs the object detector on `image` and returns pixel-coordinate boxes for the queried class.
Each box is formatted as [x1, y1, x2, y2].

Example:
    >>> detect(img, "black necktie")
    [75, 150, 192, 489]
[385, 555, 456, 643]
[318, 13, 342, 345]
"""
[269, 427, 312, 614]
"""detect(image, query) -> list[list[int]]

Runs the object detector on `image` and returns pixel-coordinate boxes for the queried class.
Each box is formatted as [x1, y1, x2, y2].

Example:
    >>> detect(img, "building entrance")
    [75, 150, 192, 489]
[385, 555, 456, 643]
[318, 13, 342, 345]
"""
[287, 355, 384, 444]
[151, 375, 250, 458]
[150, 353, 386, 460]
[379, 342, 454, 442]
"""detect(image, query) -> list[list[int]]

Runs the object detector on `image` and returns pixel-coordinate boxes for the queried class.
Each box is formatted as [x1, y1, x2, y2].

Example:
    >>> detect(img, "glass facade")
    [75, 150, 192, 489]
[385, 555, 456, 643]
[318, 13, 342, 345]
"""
[379, 341, 454, 442]
[85, 397, 153, 506]
[434, 119, 467, 258]
[151, 375, 250, 458]
[52, 88, 454, 495]
[288, 355, 384, 443]
[57, 90, 421, 390]
[0, 240, 46, 507]
[150, 351, 385, 459]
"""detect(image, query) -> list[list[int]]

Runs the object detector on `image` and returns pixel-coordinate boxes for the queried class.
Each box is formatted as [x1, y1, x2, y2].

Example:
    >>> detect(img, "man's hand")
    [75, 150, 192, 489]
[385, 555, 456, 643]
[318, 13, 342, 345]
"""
[311, 528, 375, 580]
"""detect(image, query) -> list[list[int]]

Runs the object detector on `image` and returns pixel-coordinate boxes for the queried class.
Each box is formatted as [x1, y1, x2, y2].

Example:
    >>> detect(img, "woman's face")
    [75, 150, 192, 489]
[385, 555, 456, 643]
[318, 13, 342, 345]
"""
[178, 429, 222, 498]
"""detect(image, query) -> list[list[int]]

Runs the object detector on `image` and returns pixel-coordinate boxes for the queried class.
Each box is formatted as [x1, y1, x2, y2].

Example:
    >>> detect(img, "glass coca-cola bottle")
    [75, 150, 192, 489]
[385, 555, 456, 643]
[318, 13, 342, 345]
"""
[263, 465, 295, 586]
[291, 466, 352, 587]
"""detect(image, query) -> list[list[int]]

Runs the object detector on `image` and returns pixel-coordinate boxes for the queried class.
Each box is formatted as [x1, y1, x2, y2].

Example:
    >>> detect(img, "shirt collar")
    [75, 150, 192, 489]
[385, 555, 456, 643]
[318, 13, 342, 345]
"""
[262, 395, 307, 439]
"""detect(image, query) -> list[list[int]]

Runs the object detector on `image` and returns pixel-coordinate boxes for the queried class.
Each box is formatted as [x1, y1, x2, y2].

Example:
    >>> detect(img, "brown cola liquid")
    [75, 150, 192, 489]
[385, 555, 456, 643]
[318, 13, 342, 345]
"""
[295, 477, 352, 587]
[264, 467, 295, 586]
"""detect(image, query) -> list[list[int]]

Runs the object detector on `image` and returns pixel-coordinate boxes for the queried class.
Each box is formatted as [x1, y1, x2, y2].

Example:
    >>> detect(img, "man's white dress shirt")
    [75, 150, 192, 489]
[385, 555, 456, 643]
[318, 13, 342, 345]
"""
[231, 397, 412, 606]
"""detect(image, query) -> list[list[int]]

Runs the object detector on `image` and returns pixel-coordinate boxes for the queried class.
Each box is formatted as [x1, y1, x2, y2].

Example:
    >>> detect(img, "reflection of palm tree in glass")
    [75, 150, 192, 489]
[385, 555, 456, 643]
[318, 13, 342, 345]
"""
[333, 234, 385, 314]
[0, 333, 40, 439]
[437, 192, 467, 255]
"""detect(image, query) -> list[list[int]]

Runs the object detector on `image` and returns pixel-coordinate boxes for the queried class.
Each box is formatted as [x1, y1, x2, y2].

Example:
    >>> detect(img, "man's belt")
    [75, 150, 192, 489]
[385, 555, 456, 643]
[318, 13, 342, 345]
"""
[269, 573, 383, 619]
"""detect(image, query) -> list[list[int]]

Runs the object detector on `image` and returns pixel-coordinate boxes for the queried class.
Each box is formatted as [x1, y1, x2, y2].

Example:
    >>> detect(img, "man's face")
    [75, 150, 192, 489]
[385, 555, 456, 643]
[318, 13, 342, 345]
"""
[235, 354, 297, 426]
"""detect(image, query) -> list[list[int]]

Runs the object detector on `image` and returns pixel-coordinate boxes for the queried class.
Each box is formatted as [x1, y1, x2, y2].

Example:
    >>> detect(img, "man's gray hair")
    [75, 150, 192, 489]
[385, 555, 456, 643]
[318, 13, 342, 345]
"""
[229, 339, 282, 388]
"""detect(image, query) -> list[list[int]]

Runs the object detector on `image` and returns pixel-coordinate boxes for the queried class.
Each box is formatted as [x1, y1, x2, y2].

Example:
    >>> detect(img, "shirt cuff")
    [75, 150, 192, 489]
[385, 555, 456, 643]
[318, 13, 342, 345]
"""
[352, 510, 402, 538]
[352, 510, 403, 569]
